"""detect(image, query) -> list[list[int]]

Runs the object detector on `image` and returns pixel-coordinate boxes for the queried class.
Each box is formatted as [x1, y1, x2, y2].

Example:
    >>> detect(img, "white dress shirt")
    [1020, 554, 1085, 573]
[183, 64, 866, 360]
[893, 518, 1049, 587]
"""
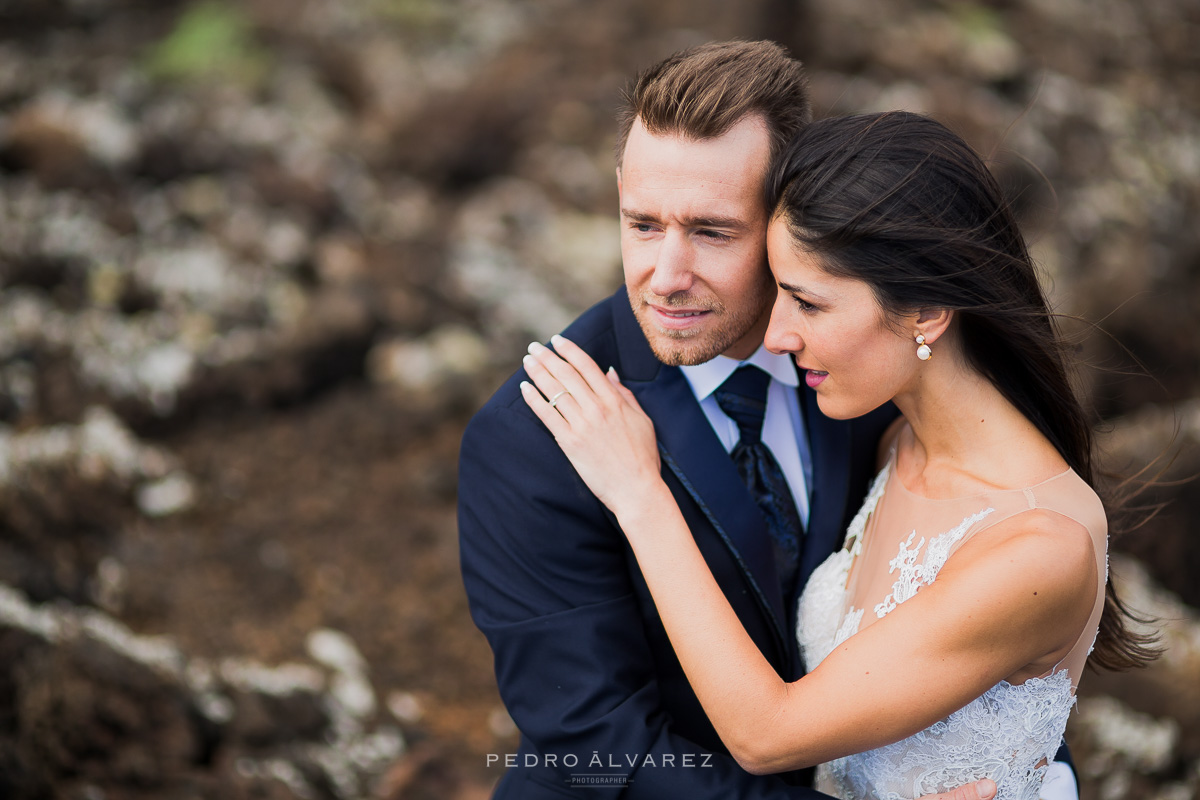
[1039, 761, 1077, 800]
[680, 347, 812, 527]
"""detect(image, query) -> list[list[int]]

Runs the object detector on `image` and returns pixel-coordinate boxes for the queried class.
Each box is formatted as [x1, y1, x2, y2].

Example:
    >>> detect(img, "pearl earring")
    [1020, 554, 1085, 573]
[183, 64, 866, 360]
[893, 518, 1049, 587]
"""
[915, 333, 932, 361]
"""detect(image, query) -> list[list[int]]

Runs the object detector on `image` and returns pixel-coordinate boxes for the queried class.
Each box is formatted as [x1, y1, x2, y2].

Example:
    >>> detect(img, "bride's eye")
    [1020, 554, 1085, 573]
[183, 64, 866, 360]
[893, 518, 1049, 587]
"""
[793, 295, 818, 313]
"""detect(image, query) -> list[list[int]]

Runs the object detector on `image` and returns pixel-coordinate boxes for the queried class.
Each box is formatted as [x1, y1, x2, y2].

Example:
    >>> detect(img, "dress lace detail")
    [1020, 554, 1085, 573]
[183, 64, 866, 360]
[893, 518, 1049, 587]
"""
[845, 462, 890, 559]
[873, 508, 994, 618]
[833, 606, 864, 651]
[797, 449, 1108, 800]
[798, 463, 891, 668]
[815, 671, 1075, 800]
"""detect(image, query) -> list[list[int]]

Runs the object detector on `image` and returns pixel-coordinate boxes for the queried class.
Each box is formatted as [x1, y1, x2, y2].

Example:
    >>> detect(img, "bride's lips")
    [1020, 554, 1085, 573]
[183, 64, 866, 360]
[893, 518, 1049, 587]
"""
[804, 369, 828, 388]
[648, 303, 712, 330]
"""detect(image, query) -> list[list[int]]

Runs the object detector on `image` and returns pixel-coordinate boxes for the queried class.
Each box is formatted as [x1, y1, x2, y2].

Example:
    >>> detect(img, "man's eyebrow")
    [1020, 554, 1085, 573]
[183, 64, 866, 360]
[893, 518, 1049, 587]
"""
[688, 214, 749, 231]
[619, 208, 750, 231]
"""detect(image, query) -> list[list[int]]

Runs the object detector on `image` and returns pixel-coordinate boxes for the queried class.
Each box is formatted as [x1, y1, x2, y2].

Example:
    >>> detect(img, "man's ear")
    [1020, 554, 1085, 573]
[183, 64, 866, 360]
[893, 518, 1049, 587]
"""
[915, 307, 954, 344]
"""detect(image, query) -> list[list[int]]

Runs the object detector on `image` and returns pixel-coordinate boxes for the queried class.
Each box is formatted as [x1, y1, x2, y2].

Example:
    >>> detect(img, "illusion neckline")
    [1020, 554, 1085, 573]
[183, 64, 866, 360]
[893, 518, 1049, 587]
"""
[889, 445, 1076, 504]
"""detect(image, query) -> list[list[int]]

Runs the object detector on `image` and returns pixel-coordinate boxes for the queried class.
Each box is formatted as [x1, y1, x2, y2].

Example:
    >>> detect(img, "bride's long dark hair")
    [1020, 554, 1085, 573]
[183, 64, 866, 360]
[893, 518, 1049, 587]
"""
[767, 111, 1158, 670]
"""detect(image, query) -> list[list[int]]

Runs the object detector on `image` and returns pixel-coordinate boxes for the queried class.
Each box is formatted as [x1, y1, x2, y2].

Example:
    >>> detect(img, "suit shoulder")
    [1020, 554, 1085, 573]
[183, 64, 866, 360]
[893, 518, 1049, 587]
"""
[466, 290, 626, 430]
[559, 290, 624, 358]
[566, 289, 622, 331]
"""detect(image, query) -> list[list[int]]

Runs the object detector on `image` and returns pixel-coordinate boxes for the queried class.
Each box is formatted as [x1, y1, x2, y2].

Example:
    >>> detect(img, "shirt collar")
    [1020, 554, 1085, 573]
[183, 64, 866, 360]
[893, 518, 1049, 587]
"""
[679, 345, 800, 402]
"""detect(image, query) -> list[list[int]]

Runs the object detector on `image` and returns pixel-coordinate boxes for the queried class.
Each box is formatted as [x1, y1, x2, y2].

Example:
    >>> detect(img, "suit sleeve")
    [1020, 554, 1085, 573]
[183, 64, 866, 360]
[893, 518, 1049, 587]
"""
[458, 399, 830, 798]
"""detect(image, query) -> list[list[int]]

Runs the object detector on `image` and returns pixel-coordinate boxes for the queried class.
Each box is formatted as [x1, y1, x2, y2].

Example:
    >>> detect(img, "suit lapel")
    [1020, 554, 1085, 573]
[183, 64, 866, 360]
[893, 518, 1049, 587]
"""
[610, 292, 790, 655]
[800, 385, 851, 586]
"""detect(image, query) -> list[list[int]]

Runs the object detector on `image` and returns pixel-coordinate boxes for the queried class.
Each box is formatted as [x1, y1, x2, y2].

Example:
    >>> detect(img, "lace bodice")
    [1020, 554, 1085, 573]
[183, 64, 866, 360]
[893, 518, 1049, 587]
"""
[797, 448, 1108, 800]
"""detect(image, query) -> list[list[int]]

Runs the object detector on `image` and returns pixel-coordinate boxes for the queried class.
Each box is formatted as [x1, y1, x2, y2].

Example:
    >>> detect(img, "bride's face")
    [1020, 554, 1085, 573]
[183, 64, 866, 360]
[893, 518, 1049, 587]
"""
[763, 217, 916, 420]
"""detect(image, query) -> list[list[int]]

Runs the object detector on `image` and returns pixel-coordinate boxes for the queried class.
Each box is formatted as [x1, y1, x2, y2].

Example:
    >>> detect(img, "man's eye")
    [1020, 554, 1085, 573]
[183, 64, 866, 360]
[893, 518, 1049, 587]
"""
[631, 223, 655, 233]
[698, 230, 732, 242]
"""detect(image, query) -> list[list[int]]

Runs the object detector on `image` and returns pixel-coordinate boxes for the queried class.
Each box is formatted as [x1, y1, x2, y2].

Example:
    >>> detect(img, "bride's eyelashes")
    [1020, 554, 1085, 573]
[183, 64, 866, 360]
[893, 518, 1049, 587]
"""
[791, 294, 820, 313]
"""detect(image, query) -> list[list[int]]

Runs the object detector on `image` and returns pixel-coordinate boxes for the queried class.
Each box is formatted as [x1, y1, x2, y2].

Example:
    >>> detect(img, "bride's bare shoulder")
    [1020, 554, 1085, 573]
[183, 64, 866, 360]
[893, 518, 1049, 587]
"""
[950, 508, 1099, 613]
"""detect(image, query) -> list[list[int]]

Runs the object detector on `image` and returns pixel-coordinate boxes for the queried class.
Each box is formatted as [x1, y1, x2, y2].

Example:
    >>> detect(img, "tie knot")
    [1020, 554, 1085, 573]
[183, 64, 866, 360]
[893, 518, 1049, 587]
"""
[714, 366, 770, 445]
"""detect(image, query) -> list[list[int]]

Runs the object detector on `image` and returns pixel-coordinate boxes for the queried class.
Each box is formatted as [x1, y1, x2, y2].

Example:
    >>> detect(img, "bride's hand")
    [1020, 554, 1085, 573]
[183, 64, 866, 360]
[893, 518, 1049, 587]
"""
[520, 335, 662, 519]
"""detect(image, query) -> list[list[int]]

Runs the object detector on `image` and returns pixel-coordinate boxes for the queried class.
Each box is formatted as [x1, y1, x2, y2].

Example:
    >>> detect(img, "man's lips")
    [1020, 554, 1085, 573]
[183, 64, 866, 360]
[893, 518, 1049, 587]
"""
[648, 304, 712, 329]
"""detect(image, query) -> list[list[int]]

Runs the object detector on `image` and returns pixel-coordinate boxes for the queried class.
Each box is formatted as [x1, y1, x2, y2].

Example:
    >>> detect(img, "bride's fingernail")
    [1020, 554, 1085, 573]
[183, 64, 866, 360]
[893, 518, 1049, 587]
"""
[527, 341, 543, 354]
[522, 354, 533, 367]
[550, 334, 565, 347]
[608, 366, 620, 379]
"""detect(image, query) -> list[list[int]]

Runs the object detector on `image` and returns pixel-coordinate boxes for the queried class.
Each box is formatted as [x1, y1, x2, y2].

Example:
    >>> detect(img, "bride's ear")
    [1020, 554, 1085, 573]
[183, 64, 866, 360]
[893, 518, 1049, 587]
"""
[914, 307, 953, 345]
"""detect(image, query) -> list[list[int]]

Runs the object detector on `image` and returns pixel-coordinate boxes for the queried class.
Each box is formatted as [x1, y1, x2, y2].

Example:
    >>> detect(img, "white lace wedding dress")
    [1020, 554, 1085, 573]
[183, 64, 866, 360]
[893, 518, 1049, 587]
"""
[797, 445, 1108, 800]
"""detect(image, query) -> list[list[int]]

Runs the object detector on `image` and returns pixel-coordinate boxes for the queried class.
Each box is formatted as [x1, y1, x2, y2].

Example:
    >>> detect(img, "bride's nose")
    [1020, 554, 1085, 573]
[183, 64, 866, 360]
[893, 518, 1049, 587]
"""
[764, 292, 803, 355]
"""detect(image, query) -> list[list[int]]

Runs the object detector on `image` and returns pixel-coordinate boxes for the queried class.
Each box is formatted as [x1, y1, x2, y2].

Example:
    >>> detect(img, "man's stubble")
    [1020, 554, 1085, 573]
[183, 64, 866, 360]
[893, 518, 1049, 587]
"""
[630, 278, 775, 367]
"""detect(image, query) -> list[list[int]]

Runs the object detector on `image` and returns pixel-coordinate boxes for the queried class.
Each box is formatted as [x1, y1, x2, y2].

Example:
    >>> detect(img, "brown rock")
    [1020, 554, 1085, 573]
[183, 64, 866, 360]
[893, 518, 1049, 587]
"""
[2, 106, 91, 189]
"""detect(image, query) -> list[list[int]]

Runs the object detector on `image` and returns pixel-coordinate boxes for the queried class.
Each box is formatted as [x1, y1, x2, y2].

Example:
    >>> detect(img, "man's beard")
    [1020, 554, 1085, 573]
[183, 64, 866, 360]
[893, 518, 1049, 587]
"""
[631, 291, 769, 367]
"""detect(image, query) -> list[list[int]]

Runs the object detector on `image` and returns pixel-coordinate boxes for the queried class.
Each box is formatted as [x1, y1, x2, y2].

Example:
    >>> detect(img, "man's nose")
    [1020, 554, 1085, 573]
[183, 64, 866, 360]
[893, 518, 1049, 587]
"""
[648, 232, 694, 297]
[764, 292, 802, 355]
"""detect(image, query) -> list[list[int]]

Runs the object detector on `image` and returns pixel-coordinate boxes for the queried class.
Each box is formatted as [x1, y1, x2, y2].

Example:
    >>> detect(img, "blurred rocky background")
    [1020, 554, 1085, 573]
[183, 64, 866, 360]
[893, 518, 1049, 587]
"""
[0, 0, 1196, 798]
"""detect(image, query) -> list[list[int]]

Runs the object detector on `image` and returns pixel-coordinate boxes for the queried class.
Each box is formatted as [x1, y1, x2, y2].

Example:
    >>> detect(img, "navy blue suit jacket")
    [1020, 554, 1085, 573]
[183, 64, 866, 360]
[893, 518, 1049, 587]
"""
[459, 287, 896, 798]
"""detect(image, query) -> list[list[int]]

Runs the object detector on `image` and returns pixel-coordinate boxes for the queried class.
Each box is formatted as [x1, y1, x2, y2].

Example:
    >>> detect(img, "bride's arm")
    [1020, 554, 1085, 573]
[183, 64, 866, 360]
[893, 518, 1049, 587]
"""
[620, 496, 1096, 774]
[521, 336, 1098, 775]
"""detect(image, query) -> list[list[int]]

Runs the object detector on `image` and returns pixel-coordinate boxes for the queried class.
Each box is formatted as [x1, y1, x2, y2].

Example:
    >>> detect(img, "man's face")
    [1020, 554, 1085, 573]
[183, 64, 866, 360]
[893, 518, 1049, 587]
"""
[617, 116, 775, 366]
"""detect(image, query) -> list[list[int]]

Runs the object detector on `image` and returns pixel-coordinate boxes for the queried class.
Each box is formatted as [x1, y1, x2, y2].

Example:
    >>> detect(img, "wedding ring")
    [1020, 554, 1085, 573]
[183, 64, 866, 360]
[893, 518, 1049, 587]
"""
[548, 390, 570, 408]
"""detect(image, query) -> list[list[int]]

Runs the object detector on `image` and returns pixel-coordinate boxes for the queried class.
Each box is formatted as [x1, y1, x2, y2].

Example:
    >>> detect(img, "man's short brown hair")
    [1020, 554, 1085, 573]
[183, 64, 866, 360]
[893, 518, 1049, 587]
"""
[615, 40, 812, 168]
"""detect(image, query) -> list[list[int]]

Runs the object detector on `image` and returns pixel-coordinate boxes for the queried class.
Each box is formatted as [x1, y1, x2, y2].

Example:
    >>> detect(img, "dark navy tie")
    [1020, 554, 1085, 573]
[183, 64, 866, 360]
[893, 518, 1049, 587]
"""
[714, 366, 803, 598]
